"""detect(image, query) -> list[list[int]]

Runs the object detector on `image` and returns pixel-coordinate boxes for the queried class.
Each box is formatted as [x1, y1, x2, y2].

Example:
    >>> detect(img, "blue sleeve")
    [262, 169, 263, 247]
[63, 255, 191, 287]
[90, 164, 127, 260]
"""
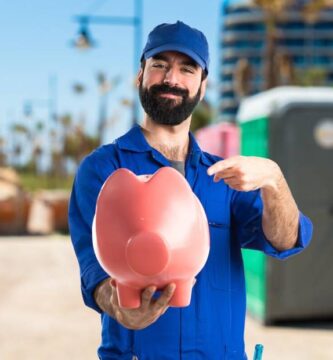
[231, 189, 313, 260]
[68, 152, 114, 313]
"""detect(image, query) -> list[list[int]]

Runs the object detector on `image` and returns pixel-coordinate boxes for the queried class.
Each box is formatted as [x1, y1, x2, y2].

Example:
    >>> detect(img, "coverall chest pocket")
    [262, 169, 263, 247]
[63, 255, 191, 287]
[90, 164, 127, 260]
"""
[205, 200, 231, 291]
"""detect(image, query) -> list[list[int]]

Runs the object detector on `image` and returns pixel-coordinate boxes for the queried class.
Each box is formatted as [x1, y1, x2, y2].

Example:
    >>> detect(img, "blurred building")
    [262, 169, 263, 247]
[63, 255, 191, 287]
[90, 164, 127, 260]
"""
[219, 0, 333, 121]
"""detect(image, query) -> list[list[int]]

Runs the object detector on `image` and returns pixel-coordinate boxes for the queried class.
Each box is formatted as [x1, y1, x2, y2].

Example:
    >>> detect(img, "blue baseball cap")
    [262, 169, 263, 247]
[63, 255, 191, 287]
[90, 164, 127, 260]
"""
[141, 21, 210, 74]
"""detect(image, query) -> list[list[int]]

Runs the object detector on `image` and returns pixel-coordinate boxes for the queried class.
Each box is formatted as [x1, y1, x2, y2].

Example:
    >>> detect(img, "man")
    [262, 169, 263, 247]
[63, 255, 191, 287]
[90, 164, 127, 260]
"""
[69, 21, 313, 360]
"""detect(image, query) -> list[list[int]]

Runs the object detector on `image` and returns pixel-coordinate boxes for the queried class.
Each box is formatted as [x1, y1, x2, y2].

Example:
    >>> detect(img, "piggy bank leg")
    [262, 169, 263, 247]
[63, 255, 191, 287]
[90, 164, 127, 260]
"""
[117, 283, 141, 309]
[169, 278, 194, 307]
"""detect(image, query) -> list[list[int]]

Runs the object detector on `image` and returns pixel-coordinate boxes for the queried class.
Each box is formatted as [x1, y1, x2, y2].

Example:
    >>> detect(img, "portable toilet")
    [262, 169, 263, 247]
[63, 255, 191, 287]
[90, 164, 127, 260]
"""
[237, 86, 333, 324]
[195, 122, 239, 158]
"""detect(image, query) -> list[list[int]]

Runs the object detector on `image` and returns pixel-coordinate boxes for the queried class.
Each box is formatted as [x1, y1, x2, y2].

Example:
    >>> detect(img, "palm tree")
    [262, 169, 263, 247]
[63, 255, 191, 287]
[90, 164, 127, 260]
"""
[96, 72, 110, 145]
[253, 0, 333, 89]
[252, 0, 294, 89]
[72, 82, 86, 95]
[300, 0, 333, 84]
[11, 124, 30, 169]
[0, 137, 6, 166]
[96, 73, 121, 146]
[31, 121, 44, 175]
[303, 0, 333, 23]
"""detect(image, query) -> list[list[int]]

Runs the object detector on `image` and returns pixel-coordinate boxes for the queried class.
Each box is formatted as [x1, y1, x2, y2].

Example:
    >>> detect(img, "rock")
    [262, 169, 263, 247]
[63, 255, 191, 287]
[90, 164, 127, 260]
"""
[0, 167, 30, 235]
[27, 190, 70, 235]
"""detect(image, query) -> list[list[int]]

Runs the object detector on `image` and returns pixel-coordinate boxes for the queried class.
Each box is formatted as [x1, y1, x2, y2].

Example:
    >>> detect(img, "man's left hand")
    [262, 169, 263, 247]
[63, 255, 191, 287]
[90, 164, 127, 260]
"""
[207, 156, 282, 192]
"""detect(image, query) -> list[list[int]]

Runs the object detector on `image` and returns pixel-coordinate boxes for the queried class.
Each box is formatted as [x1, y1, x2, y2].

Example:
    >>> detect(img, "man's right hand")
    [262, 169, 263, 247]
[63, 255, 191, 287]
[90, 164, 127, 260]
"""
[94, 278, 176, 330]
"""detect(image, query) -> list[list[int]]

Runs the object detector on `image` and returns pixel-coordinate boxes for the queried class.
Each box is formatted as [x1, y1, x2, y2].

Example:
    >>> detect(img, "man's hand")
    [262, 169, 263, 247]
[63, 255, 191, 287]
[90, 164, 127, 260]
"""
[207, 155, 299, 251]
[111, 282, 176, 330]
[94, 279, 176, 330]
[207, 155, 282, 192]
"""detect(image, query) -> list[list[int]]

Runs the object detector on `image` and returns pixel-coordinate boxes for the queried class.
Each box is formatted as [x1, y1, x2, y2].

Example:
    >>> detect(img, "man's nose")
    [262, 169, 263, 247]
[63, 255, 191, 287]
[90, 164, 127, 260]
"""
[163, 67, 179, 86]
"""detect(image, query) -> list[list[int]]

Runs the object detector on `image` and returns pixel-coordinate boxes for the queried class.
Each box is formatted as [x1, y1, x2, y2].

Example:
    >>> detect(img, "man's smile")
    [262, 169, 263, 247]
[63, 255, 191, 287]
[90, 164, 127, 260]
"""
[159, 93, 182, 99]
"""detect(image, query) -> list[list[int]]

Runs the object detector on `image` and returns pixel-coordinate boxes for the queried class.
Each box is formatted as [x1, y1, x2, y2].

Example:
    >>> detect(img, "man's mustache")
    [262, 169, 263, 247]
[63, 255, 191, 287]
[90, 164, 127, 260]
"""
[150, 84, 189, 97]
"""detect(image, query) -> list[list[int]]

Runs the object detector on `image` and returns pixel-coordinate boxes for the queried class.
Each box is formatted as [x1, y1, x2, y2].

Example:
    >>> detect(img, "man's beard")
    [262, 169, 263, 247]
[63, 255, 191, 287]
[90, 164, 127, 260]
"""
[139, 81, 201, 126]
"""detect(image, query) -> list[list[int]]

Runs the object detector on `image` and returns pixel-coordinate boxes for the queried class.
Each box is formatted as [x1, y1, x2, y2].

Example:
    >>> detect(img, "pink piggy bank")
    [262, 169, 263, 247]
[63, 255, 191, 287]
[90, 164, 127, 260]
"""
[92, 167, 210, 308]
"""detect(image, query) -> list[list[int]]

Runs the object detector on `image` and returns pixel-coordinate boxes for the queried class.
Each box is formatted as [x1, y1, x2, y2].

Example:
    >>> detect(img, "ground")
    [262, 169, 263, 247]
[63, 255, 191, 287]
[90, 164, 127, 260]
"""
[0, 236, 332, 360]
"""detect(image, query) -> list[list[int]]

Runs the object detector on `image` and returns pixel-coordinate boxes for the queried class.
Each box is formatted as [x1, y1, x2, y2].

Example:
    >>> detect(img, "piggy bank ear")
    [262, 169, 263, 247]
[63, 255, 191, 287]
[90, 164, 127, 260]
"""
[148, 167, 193, 202]
[105, 168, 138, 187]
[95, 168, 139, 225]
[149, 167, 187, 186]
[98, 168, 139, 203]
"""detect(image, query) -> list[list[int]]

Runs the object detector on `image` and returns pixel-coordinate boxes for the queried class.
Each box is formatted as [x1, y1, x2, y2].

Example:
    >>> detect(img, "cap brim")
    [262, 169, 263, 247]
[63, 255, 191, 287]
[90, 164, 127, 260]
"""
[143, 44, 208, 73]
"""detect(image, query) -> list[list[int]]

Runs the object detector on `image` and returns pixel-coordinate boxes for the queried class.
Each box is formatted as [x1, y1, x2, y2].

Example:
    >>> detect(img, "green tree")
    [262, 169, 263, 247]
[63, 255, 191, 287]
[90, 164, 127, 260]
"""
[190, 99, 213, 133]
[61, 114, 99, 168]
[295, 67, 328, 87]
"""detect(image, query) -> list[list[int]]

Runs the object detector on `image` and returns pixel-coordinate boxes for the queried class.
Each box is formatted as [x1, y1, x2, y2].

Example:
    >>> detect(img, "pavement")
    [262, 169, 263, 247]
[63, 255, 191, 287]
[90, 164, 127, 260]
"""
[0, 236, 332, 360]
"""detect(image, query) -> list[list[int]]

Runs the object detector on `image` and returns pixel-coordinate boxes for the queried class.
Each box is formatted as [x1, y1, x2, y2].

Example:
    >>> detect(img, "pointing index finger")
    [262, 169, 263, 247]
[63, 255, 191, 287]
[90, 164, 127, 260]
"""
[207, 158, 235, 176]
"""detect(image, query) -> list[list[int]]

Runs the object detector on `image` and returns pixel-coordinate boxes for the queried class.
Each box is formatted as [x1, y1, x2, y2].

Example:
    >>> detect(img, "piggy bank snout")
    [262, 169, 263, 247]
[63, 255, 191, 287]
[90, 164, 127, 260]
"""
[126, 232, 170, 276]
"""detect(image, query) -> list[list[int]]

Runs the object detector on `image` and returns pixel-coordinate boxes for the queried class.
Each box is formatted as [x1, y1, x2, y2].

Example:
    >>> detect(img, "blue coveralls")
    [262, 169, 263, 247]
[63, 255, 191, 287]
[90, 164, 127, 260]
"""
[69, 125, 313, 360]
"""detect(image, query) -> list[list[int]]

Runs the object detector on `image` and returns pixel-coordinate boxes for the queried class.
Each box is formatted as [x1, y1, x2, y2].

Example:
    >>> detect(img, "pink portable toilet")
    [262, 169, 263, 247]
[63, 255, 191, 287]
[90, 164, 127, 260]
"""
[195, 123, 239, 158]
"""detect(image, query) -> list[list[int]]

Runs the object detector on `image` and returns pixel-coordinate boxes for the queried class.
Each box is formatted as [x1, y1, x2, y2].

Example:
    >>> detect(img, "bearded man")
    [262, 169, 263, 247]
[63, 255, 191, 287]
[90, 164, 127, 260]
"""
[69, 21, 312, 360]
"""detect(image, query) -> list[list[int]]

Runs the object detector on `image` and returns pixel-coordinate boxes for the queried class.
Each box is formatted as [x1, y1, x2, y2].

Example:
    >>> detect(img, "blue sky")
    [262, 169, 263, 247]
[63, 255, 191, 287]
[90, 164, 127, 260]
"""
[0, 0, 225, 144]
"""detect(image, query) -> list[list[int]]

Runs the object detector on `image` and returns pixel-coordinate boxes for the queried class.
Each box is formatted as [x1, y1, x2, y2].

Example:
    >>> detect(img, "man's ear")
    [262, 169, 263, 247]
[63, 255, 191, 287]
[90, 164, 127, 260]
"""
[199, 78, 208, 101]
[136, 68, 143, 88]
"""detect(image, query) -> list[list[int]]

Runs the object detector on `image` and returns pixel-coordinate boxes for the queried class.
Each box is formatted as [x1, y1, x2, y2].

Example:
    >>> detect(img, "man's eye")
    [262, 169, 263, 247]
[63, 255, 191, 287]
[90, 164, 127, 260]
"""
[182, 67, 195, 74]
[153, 63, 166, 69]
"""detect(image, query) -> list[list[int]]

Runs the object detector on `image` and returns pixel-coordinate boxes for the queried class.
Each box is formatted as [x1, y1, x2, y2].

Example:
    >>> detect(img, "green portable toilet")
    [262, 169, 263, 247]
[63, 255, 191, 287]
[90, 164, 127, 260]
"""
[236, 86, 333, 324]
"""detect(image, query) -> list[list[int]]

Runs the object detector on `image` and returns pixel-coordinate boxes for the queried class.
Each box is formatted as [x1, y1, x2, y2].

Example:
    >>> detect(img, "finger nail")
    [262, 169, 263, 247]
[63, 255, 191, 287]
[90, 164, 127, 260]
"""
[115, 310, 122, 321]
[162, 306, 169, 314]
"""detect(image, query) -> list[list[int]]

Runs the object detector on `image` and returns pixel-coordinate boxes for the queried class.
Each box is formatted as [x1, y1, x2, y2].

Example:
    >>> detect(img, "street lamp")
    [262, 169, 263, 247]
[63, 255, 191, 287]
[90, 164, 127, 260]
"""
[72, 19, 96, 50]
[71, 0, 143, 126]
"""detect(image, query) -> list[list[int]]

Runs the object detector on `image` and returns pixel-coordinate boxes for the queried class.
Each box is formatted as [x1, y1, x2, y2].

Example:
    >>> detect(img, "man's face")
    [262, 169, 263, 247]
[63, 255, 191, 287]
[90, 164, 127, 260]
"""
[137, 51, 207, 126]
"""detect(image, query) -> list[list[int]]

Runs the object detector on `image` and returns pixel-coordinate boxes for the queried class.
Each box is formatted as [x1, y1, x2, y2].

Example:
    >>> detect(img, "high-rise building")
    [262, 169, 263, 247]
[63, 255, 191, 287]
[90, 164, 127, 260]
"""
[219, 0, 333, 121]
